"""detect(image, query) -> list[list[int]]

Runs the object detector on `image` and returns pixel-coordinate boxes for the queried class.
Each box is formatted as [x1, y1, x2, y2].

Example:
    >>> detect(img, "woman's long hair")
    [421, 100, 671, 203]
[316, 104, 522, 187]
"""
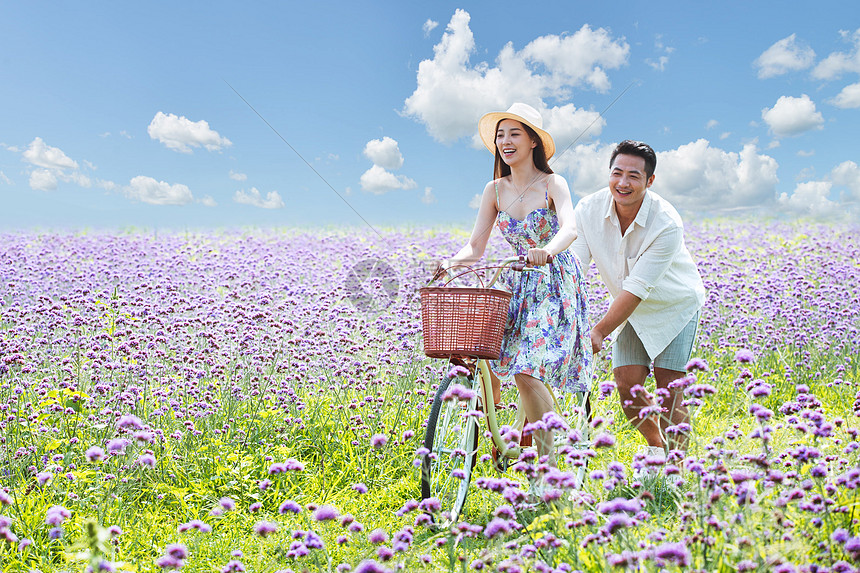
[493, 121, 554, 180]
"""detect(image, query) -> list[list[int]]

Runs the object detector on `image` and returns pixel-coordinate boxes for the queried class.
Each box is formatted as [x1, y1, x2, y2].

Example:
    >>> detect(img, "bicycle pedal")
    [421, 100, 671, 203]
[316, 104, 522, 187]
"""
[491, 445, 509, 472]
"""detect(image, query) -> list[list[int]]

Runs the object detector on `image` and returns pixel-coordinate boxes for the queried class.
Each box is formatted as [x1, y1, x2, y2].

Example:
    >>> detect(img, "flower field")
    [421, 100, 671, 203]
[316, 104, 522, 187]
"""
[0, 221, 859, 572]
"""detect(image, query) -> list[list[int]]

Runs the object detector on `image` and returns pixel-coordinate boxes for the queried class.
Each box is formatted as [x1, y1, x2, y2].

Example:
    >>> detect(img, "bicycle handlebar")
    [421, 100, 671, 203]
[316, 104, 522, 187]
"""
[434, 254, 553, 289]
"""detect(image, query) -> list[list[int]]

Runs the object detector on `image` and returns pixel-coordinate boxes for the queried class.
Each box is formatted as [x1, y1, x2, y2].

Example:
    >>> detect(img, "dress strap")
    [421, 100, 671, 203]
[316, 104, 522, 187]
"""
[494, 179, 500, 210]
[545, 177, 550, 210]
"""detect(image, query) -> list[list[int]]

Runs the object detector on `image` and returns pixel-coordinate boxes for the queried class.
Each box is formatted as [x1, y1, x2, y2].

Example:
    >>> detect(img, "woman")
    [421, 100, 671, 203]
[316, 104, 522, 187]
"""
[441, 102, 592, 484]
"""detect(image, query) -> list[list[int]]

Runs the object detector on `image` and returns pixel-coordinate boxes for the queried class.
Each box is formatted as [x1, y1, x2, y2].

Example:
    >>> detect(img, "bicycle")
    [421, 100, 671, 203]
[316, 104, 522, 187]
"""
[419, 256, 592, 523]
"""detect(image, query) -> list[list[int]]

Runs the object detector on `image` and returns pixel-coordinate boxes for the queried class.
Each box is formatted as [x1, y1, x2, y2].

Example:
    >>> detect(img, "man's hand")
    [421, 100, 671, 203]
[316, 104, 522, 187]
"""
[590, 327, 606, 354]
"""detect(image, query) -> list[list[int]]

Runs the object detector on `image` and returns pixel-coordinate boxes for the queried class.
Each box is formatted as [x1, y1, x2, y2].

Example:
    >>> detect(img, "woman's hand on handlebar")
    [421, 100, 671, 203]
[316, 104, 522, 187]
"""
[432, 259, 450, 282]
[527, 248, 553, 267]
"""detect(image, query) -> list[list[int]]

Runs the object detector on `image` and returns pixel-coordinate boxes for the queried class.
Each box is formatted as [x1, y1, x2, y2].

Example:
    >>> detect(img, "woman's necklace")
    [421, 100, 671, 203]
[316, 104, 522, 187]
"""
[511, 172, 543, 203]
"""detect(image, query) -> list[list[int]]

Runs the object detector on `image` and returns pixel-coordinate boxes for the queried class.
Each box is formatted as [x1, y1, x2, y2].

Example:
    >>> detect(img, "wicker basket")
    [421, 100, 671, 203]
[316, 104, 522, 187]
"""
[420, 286, 512, 359]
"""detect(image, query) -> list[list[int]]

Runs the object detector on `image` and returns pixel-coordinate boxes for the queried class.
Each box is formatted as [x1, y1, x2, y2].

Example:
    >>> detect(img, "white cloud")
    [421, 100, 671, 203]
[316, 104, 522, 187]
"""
[23, 137, 78, 170]
[776, 160, 860, 218]
[0, 171, 12, 185]
[754, 34, 815, 79]
[402, 9, 626, 147]
[29, 169, 58, 191]
[20, 137, 98, 191]
[229, 170, 247, 181]
[652, 140, 780, 211]
[360, 136, 418, 195]
[233, 187, 285, 209]
[147, 112, 232, 153]
[646, 37, 673, 72]
[125, 175, 193, 205]
[831, 160, 860, 200]
[554, 142, 616, 199]
[468, 193, 482, 209]
[705, 119, 719, 130]
[363, 137, 404, 170]
[830, 82, 860, 108]
[359, 165, 417, 195]
[421, 187, 436, 204]
[423, 19, 438, 36]
[812, 28, 860, 81]
[564, 140, 780, 213]
[199, 195, 217, 207]
[778, 181, 839, 217]
[761, 94, 824, 137]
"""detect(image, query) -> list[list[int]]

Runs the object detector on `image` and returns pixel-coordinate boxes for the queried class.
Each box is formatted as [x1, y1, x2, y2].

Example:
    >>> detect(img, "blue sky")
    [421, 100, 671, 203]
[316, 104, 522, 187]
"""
[2, 1, 859, 231]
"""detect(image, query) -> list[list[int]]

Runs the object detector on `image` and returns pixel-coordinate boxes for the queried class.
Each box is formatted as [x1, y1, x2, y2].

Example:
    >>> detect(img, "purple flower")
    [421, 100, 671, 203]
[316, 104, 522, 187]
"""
[685, 357, 709, 372]
[85, 446, 105, 462]
[484, 518, 513, 539]
[219, 497, 236, 511]
[220, 560, 245, 573]
[395, 499, 419, 516]
[685, 383, 717, 397]
[443, 383, 477, 402]
[446, 365, 470, 379]
[165, 543, 188, 560]
[597, 497, 642, 514]
[45, 505, 71, 525]
[0, 490, 10, 506]
[419, 497, 441, 513]
[116, 414, 144, 431]
[653, 541, 691, 567]
[603, 514, 633, 534]
[155, 555, 182, 569]
[36, 472, 53, 486]
[137, 453, 156, 468]
[314, 505, 339, 521]
[278, 500, 302, 514]
[734, 349, 754, 363]
[352, 482, 368, 494]
[106, 438, 129, 455]
[592, 432, 616, 448]
[370, 434, 388, 449]
[368, 528, 388, 544]
[177, 519, 211, 533]
[269, 458, 305, 474]
[353, 559, 392, 573]
[254, 521, 278, 537]
[845, 536, 860, 559]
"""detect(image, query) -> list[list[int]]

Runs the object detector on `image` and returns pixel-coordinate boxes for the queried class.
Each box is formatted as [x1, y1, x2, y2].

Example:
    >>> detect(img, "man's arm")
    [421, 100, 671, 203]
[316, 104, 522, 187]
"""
[591, 290, 641, 353]
[571, 206, 591, 266]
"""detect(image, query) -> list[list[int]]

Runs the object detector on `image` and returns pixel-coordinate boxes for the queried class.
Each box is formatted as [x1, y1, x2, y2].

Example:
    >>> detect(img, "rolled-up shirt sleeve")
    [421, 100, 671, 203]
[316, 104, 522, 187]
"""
[571, 207, 592, 266]
[622, 226, 681, 301]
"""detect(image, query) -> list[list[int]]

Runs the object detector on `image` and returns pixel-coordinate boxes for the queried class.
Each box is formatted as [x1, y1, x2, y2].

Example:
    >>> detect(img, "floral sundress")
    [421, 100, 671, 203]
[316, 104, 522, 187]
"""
[492, 179, 592, 393]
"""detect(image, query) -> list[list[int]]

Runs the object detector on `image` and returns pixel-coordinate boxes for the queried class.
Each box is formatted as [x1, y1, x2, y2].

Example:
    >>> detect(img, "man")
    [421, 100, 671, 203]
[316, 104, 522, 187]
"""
[572, 140, 705, 457]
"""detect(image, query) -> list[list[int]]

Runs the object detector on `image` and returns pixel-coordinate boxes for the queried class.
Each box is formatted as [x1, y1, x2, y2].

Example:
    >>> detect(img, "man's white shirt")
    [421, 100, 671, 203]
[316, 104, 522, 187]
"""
[572, 188, 706, 359]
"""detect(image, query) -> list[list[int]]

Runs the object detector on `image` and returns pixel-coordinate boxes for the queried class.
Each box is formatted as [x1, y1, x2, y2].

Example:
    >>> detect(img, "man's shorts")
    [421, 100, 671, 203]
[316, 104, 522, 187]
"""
[612, 311, 700, 372]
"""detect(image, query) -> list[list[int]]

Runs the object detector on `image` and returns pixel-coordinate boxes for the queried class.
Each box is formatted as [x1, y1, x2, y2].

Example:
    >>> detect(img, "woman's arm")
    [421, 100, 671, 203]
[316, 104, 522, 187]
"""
[529, 174, 577, 264]
[446, 180, 499, 267]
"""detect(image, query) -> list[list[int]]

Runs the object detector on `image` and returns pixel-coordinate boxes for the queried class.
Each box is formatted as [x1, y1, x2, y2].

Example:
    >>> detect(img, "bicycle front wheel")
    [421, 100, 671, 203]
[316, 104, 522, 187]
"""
[420, 374, 480, 523]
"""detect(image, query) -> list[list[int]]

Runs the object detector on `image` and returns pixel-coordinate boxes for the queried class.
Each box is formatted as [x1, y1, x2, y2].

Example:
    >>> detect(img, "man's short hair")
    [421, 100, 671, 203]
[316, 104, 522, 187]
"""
[610, 140, 657, 179]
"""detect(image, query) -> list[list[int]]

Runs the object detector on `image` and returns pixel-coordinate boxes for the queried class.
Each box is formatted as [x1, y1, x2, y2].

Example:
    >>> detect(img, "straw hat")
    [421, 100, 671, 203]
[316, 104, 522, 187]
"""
[478, 102, 555, 160]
